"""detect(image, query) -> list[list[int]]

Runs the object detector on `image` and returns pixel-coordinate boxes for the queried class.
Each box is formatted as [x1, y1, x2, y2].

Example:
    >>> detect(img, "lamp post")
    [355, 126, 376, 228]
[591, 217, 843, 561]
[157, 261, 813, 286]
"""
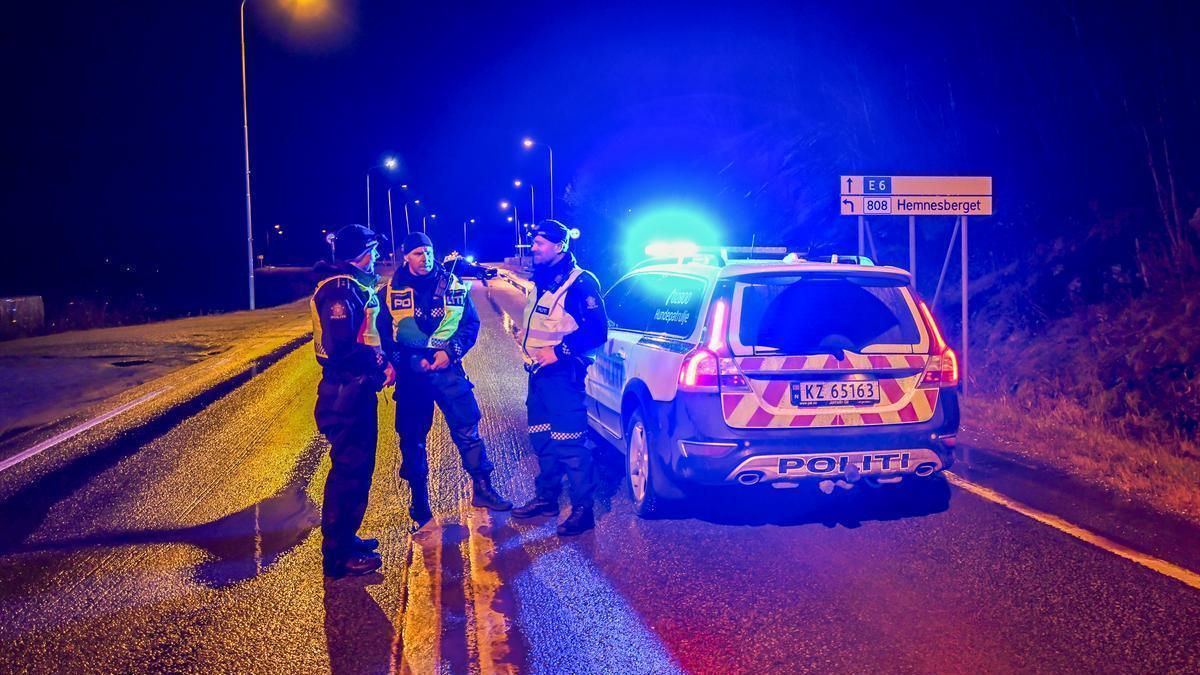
[463, 218, 475, 253]
[365, 156, 398, 228]
[403, 198, 419, 235]
[522, 138, 554, 219]
[514, 179, 535, 227]
[501, 200, 522, 263]
[239, 0, 256, 309]
[386, 189, 395, 265]
[386, 183, 409, 265]
[238, 0, 334, 308]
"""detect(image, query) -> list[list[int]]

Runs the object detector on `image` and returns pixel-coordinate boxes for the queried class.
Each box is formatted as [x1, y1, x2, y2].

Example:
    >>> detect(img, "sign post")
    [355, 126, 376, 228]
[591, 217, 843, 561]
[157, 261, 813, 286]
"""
[839, 175, 993, 394]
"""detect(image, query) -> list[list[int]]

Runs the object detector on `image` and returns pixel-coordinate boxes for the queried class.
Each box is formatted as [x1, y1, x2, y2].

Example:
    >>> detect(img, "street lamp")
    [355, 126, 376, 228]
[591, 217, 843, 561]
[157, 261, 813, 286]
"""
[463, 217, 475, 253]
[386, 183, 410, 265]
[239, 0, 256, 309]
[514, 178, 535, 228]
[365, 156, 398, 228]
[403, 198, 420, 235]
[501, 200, 522, 262]
[522, 137, 554, 219]
[239, 0, 337, 303]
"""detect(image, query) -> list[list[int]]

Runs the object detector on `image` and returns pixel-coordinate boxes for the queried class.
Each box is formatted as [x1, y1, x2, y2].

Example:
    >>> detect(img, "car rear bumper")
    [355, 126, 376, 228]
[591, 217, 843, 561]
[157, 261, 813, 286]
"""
[660, 389, 959, 486]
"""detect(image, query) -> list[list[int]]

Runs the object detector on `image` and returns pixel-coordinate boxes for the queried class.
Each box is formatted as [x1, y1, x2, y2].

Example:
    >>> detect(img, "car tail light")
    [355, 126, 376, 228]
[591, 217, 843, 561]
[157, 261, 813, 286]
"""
[917, 301, 959, 388]
[680, 348, 719, 389]
[679, 298, 749, 392]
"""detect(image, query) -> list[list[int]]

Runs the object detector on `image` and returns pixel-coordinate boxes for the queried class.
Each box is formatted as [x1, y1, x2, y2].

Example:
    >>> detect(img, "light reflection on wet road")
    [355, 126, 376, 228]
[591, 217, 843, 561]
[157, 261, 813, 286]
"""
[0, 280, 1198, 674]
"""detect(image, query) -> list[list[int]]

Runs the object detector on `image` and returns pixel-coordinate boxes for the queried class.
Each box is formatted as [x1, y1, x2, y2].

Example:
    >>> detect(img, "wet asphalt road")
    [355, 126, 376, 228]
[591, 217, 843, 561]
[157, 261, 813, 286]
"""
[1, 280, 1198, 674]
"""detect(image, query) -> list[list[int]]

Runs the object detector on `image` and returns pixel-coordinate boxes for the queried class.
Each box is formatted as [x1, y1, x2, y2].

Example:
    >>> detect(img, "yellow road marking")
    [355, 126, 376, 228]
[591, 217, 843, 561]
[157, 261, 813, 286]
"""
[393, 497, 520, 673]
[465, 504, 518, 674]
[395, 521, 444, 673]
[945, 471, 1200, 591]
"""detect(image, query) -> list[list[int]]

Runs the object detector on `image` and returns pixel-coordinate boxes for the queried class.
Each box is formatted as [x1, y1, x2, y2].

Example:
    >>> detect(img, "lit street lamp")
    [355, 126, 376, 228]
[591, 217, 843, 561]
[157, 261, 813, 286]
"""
[514, 179, 535, 227]
[386, 183, 410, 265]
[501, 200, 522, 262]
[237, 0, 333, 307]
[365, 156, 398, 228]
[522, 137, 554, 219]
[239, 0, 256, 308]
[463, 217, 475, 253]
[403, 198, 420, 235]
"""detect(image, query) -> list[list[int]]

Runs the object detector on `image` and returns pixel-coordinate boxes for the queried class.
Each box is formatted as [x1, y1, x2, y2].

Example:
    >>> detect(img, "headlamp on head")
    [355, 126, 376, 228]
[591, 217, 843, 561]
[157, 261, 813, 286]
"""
[529, 219, 578, 250]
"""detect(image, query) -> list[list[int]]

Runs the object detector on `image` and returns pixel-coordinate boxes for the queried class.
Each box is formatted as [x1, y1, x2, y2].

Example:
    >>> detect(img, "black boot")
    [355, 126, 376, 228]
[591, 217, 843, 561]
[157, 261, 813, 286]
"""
[512, 497, 560, 519]
[407, 477, 433, 529]
[471, 476, 513, 511]
[323, 550, 382, 579]
[556, 506, 594, 537]
[409, 498, 433, 530]
[353, 536, 379, 552]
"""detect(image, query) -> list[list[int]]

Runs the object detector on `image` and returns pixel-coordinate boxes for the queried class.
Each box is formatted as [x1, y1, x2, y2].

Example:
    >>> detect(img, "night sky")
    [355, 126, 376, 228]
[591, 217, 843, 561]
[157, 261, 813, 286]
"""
[3, 1, 1197, 316]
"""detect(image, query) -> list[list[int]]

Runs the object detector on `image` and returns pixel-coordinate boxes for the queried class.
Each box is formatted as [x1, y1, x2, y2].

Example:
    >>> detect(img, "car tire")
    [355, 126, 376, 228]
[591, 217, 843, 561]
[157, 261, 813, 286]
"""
[625, 406, 679, 518]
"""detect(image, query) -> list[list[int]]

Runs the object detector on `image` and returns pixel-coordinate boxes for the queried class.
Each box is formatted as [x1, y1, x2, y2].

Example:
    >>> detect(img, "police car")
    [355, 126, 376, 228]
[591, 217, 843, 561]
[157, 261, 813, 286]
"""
[443, 252, 499, 280]
[585, 244, 960, 516]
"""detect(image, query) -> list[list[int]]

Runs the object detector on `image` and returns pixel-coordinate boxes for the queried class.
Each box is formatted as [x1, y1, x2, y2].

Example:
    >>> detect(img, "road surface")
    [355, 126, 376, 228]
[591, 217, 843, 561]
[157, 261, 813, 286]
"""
[1, 279, 1198, 674]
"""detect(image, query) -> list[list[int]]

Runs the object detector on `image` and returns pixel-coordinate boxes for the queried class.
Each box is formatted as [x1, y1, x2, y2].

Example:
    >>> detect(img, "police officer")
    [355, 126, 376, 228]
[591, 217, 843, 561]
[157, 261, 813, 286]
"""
[311, 224, 394, 578]
[377, 232, 512, 527]
[511, 220, 608, 536]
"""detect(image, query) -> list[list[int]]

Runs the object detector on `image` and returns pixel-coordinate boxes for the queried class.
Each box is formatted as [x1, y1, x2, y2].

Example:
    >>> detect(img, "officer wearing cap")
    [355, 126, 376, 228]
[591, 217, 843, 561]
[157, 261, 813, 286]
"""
[377, 232, 512, 527]
[511, 220, 608, 536]
[311, 224, 395, 578]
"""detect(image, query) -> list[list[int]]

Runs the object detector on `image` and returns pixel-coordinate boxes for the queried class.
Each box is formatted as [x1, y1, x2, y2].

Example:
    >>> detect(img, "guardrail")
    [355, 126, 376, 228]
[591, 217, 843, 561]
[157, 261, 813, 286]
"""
[496, 268, 535, 297]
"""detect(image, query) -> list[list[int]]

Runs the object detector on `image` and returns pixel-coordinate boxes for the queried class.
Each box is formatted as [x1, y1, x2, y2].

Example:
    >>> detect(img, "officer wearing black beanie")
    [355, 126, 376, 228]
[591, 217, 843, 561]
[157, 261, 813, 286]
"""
[310, 224, 394, 577]
[377, 230, 511, 526]
[511, 220, 608, 536]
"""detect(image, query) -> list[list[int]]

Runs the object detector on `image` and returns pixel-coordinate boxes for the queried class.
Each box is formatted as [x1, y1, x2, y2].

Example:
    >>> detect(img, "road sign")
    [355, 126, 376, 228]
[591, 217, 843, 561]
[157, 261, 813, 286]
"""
[840, 176, 992, 216]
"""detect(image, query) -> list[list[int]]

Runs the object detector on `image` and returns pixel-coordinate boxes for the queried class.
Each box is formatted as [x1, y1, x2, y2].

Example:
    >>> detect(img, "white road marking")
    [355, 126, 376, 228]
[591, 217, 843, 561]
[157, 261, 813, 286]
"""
[945, 471, 1200, 591]
[0, 387, 171, 474]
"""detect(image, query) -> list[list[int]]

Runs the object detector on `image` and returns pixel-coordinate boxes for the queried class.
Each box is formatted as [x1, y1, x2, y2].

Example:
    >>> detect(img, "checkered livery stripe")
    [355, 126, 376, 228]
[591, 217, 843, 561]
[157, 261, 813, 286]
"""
[722, 353, 938, 429]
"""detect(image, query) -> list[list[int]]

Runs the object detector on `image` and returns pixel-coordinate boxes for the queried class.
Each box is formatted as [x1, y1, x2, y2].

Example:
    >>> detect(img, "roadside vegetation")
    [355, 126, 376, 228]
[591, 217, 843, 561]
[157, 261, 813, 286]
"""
[965, 204, 1200, 522]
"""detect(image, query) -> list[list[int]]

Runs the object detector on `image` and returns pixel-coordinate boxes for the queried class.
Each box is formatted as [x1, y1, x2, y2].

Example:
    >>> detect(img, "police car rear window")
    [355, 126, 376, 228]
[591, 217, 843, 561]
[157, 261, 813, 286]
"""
[733, 275, 920, 355]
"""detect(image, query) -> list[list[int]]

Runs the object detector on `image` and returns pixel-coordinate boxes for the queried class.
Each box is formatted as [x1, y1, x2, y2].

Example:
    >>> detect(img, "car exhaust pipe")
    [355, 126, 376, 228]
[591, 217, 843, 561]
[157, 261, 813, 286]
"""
[736, 471, 763, 486]
[914, 461, 939, 477]
[864, 475, 903, 488]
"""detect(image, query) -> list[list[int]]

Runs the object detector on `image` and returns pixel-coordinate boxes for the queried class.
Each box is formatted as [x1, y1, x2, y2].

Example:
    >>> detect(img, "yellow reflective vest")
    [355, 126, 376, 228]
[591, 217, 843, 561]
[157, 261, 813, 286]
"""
[386, 272, 472, 350]
[310, 274, 382, 360]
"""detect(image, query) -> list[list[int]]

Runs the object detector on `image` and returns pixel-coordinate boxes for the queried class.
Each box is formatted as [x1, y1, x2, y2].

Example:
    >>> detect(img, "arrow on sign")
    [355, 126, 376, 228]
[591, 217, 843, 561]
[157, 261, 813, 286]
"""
[845, 177, 853, 192]
[842, 199, 854, 212]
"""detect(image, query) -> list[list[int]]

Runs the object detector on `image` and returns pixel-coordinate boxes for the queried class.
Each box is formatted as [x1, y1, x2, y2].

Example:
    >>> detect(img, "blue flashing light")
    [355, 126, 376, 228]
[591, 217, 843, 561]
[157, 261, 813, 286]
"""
[644, 241, 699, 259]
[622, 203, 721, 268]
[466, 255, 476, 263]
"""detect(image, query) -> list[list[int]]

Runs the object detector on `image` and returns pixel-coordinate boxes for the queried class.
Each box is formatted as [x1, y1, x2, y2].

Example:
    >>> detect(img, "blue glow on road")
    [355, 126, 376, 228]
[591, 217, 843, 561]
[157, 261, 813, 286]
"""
[506, 527, 685, 675]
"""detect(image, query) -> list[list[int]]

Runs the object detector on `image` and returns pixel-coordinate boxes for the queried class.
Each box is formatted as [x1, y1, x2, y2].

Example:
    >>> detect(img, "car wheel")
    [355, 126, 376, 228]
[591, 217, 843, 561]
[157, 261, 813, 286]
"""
[626, 407, 677, 518]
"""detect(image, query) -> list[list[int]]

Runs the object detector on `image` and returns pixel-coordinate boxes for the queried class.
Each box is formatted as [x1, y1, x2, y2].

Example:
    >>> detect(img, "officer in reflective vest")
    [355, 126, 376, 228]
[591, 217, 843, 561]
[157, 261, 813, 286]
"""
[511, 220, 608, 536]
[311, 224, 394, 578]
[377, 232, 511, 528]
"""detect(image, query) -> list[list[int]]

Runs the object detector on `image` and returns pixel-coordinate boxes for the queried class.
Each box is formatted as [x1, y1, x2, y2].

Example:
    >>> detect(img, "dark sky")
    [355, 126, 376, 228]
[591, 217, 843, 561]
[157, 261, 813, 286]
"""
[3, 1, 1197, 314]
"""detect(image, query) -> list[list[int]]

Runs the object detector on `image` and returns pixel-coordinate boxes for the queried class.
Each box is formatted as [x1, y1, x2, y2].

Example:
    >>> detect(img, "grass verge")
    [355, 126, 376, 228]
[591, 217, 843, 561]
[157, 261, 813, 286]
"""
[961, 394, 1200, 525]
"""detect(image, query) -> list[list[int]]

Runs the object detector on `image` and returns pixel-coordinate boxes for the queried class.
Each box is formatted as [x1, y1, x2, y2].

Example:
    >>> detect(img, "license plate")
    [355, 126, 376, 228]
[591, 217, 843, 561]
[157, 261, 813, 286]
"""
[790, 380, 879, 407]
